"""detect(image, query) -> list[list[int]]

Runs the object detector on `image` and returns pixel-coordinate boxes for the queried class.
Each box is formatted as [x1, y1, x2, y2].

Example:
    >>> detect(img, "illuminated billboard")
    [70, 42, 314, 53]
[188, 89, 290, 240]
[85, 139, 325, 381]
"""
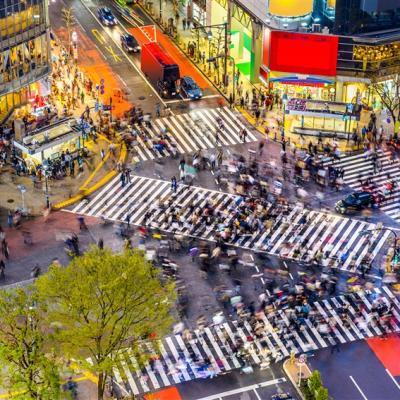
[269, 0, 313, 17]
[269, 31, 339, 76]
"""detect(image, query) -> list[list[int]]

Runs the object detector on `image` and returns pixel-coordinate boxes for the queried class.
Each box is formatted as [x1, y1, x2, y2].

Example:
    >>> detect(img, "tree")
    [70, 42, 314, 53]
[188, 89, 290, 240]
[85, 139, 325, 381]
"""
[35, 247, 176, 400]
[308, 370, 322, 394]
[0, 288, 61, 399]
[61, 7, 77, 55]
[315, 387, 329, 400]
[370, 74, 400, 130]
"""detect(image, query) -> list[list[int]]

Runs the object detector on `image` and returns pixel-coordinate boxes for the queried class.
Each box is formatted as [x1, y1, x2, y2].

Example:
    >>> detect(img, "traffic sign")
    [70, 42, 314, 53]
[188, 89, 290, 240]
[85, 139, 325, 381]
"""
[298, 354, 306, 364]
[17, 185, 26, 193]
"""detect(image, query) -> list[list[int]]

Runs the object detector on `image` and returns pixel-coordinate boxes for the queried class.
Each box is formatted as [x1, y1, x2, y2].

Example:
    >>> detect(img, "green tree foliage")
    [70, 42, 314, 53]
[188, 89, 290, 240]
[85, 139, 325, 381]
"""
[0, 288, 60, 399]
[35, 247, 175, 400]
[315, 387, 329, 400]
[308, 370, 322, 394]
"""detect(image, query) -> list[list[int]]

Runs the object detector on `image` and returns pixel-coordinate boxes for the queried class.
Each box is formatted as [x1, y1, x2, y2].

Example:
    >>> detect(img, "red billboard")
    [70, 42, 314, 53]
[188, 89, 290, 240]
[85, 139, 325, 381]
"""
[269, 31, 339, 76]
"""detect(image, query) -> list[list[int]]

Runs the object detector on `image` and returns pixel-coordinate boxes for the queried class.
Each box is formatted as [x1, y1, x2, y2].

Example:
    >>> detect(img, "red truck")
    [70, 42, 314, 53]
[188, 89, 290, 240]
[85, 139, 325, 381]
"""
[141, 42, 180, 98]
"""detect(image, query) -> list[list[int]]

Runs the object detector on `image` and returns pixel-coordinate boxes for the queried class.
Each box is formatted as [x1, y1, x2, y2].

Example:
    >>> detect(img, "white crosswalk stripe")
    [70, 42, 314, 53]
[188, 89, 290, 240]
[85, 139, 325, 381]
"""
[105, 287, 400, 395]
[69, 176, 389, 274]
[129, 107, 258, 162]
[324, 149, 400, 221]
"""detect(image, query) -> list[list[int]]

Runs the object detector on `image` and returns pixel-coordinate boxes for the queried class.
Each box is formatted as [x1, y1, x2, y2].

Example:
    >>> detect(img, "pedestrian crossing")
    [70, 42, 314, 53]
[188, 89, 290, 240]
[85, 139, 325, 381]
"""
[129, 107, 258, 162]
[106, 286, 400, 395]
[324, 149, 400, 222]
[69, 175, 390, 274]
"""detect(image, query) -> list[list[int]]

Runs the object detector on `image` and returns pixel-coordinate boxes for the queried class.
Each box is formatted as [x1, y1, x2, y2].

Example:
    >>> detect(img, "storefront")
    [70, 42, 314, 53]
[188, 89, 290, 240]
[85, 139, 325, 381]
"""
[262, 29, 339, 99]
[285, 98, 359, 139]
[269, 75, 336, 101]
[0, 77, 50, 122]
[13, 118, 83, 164]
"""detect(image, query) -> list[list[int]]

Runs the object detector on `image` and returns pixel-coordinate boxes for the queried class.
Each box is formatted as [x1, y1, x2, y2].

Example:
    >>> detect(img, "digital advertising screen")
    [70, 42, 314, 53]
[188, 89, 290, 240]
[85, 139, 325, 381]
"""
[269, 31, 339, 76]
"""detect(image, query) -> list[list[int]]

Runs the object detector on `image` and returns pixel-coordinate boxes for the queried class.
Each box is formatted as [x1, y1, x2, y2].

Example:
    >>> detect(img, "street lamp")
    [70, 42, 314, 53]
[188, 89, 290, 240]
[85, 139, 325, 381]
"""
[42, 164, 50, 209]
[17, 184, 27, 214]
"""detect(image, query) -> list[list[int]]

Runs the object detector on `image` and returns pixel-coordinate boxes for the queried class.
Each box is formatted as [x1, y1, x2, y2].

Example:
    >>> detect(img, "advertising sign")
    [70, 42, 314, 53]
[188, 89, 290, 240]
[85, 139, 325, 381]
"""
[269, 31, 339, 76]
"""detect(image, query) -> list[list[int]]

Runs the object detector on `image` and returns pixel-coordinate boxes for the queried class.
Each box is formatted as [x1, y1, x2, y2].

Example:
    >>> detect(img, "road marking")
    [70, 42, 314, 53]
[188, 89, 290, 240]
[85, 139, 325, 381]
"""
[350, 376, 368, 400]
[92, 28, 106, 44]
[194, 378, 287, 400]
[105, 45, 122, 62]
[386, 369, 400, 391]
[165, 94, 222, 103]
[79, 0, 169, 108]
[253, 389, 262, 400]
[94, 44, 107, 60]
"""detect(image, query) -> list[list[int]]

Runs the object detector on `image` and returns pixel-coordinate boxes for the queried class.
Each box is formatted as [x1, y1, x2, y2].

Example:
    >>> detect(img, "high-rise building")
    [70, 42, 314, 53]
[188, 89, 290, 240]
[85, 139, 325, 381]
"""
[0, 0, 51, 121]
[333, 0, 400, 35]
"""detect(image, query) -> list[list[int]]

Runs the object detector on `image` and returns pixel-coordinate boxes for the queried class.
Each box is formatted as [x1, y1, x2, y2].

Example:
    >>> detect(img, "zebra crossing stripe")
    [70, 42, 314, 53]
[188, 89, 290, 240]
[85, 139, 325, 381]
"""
[104, 287, 400, 394]
[128, 107, 259, 162]
[68, 176, 390, 274]
[324, 150, 400, 221]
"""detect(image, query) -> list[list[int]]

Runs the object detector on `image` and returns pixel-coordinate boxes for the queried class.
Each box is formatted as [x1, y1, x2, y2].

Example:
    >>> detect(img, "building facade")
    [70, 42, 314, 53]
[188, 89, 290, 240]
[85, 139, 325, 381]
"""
[199, 0, 400, 107]
[0, 0, 51, 121]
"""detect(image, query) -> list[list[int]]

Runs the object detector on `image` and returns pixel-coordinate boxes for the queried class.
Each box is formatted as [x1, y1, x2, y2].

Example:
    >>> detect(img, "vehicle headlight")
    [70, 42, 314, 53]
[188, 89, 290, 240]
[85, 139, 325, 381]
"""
[189, 93, 194, 97]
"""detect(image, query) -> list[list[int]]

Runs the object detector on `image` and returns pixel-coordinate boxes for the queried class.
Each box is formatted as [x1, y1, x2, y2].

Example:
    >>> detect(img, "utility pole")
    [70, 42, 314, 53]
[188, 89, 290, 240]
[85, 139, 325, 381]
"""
[61, 7, 76, 56]
[224, 22, 228, 90]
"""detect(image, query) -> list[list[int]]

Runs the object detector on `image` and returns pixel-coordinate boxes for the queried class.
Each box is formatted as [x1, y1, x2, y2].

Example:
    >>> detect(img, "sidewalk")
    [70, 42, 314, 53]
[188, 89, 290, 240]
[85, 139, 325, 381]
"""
[0, 27, 131, 224]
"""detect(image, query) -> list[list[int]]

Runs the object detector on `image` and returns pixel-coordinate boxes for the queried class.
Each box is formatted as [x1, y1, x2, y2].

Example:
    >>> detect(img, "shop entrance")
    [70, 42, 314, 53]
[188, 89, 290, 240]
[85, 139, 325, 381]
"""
[272, 81, 336, 101]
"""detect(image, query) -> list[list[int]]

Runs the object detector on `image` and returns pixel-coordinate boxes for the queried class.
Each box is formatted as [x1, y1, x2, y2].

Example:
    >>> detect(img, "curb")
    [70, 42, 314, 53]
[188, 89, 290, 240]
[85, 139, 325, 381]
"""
[52, 143, 127, 210]
[283, 359, 312, 400]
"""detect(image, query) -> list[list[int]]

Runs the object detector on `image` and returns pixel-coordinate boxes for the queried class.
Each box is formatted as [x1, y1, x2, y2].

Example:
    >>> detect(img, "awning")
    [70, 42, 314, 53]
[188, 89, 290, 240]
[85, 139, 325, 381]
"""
[270, 76, 335, 87]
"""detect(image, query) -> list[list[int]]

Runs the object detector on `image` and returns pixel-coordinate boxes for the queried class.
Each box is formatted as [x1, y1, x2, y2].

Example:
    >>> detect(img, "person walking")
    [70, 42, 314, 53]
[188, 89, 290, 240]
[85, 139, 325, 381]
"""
[171, 176, 177, 193]
[7, 211, 12, 228]
[120, 172, 126, 188]
[100, 149, 106, 161]
[331, 342, 340, 354]
[125, 212, 131, 229]
[179, 158, 185, 180]
[0, 259, 5, 280]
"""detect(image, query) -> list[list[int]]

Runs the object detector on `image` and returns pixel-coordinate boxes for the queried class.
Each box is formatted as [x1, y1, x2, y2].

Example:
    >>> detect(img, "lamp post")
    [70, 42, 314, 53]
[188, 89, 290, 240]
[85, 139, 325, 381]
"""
[43, 165, 50, 209]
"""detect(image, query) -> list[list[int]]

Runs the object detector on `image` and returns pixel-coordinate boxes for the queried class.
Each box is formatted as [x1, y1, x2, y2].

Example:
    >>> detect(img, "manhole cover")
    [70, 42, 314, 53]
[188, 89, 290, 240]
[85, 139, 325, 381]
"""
[138, 96, 146, 100]
[7, 199, 14, 203]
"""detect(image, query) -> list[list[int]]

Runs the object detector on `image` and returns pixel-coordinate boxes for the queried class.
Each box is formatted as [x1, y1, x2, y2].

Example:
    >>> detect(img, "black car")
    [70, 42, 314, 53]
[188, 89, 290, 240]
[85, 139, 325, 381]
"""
[120, 33, 140, 52]
[180, 76, 203, 99]
[335, 191, 375, 214]
[97, 7, 117, 26]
